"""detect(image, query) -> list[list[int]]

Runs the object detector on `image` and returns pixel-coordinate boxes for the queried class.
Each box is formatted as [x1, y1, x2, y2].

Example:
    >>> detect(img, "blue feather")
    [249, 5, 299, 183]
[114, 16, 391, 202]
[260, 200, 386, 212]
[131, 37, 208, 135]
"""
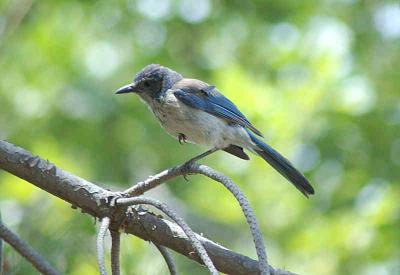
[246, 129, 314, 197]
[174, 85, 263, 137]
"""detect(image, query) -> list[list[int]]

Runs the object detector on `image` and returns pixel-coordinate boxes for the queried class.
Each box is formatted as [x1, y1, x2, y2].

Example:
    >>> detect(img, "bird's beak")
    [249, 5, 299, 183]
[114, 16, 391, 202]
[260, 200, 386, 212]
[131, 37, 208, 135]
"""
[115, 83, 137, 94]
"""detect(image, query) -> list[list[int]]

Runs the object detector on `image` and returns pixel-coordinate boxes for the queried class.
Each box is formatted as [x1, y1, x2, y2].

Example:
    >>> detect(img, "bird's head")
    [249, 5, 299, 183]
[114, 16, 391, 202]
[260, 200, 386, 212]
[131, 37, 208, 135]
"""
[116, 64, 182, 100]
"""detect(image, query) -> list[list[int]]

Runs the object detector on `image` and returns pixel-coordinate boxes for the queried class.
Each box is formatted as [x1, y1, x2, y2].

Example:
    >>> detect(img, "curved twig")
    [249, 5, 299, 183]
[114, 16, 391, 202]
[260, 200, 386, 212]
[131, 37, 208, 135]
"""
[0, 221, 59, 275]
[0, 140, 297, 275]
[116, 197, 218, 275]
[154, 243, 178, 275]
[192, 164, 270, 275]
[123, 162, 269, 274]
[97, 217, 110, 275]
[110, 230, 120, 275]
[123, 165, 187, 197]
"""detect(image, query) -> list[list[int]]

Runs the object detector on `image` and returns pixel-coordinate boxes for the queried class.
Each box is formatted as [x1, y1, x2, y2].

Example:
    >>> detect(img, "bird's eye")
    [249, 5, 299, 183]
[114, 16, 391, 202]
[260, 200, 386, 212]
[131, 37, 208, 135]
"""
[143, 81, 150, 87]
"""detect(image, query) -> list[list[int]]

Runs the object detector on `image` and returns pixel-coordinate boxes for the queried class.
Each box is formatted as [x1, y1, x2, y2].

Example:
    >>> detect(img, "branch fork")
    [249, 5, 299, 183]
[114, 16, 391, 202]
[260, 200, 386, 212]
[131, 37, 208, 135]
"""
[0, 140, 297, 275]
[95, 160, 270, 275]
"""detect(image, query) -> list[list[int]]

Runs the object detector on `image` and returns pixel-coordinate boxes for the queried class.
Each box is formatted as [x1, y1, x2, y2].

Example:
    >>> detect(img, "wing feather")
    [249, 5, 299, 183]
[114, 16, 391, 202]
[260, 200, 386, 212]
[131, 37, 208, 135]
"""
[173, 79, 263, 137]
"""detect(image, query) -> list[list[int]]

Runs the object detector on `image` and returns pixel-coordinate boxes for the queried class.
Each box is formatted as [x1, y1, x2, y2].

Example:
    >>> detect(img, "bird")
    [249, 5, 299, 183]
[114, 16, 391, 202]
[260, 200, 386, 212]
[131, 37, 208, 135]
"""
[116, 64, 314, 197]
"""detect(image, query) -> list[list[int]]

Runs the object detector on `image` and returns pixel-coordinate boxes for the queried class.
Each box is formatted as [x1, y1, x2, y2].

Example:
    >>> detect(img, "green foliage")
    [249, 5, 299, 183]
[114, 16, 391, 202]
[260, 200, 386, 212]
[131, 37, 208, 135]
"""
[0, 0, 399, 274]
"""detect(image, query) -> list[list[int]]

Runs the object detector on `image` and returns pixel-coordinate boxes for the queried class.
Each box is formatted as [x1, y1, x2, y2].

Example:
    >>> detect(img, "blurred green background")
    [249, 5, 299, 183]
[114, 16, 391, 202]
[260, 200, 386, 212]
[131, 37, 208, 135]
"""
[0, 0, 399, 274]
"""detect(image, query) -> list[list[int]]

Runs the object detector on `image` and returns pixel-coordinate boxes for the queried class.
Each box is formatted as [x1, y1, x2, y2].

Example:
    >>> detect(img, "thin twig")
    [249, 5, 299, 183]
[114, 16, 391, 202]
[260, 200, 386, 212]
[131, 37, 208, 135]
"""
[0, 140, 297, 275]
[154, 243, 178, 275]
[97, 217, 110, 275]
[116, 197, 218, 275]
[123, 165, 186, 197]
[192, 164, 270, 275]
[123, 162, 270, 275]
[123, 207, 296, 275]
[110, 230, 120, 275]
[0, 221, 59, 275]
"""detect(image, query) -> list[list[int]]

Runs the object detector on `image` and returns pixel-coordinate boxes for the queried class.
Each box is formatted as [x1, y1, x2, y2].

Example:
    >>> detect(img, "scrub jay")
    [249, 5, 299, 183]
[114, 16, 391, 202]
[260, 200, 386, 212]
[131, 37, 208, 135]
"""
[116, 64, 314, 197]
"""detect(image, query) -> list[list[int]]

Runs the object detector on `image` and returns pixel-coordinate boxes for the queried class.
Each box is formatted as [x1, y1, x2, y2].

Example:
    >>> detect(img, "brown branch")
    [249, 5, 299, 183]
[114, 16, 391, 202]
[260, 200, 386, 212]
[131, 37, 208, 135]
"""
[0, 140, 296, 275]
[123, 165, 187, 197]
[117, 197, 218, 274]
[97, 217, 110, 275]
[0, 220, 59, 275]
[154, 243, 177, 275]
[110, 230, 120, 275]
[191, 164, 269, 274]
[124, 164, 269, 274]
[191, 165, 271, 275]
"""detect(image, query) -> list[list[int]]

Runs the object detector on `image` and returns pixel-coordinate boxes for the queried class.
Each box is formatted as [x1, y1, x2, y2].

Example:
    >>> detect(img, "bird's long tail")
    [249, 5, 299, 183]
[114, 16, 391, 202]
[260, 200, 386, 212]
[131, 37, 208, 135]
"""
[246, 130, 314, 197]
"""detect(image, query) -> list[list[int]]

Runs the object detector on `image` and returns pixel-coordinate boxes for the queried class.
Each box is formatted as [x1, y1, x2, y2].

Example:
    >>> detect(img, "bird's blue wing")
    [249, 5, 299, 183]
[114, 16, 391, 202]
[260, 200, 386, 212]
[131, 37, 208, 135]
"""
[173, 80, 263, 137]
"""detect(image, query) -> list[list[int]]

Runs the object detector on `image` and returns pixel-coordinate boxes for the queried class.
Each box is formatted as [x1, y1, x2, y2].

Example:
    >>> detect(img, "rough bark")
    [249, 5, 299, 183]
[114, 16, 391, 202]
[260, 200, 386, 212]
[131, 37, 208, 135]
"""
[0, 140, 295, 275]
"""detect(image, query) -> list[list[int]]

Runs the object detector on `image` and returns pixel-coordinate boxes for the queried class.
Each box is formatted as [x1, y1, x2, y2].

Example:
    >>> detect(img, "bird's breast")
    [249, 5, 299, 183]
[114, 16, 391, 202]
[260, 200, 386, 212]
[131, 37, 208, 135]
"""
[146, 92, 218, 147]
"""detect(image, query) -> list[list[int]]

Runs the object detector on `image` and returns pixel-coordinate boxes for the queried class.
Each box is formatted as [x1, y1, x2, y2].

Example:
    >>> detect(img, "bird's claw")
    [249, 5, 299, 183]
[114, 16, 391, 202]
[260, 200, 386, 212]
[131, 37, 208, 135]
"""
[181, 159, 196, 181]
[178, 133, 187, 145]
[107, 192, 124, 207]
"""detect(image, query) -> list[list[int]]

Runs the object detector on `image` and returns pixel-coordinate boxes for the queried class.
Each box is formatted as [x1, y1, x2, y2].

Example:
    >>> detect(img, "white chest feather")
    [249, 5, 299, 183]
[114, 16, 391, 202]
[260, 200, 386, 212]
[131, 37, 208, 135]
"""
[141, 90, 253, 149]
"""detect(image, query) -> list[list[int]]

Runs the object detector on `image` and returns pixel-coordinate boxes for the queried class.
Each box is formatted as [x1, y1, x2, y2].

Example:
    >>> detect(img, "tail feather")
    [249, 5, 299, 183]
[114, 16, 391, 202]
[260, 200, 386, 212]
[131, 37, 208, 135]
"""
[247, 131, 314, 197]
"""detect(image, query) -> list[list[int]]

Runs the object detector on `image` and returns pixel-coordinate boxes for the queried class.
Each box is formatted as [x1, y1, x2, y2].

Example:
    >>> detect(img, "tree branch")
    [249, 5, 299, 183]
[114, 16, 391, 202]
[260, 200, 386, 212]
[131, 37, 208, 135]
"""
[191, 164, 269, 274]
[0, 220, 59, 275]
[154, 243, 177, 275]
[123, 165, 188, 197]
[123, 163, 269, 274]
[117, 197, 218, 274]
[110, 230, 120, 275]
[0, 140, 296, 275]
[97, 217, 110, 275]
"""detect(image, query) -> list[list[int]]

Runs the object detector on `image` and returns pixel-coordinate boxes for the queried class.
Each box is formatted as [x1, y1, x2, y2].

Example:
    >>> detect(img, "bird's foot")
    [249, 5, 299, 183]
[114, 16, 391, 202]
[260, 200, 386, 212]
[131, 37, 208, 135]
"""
[178, 133, 187, 145]
[107, 192, 125, 207]
[180, 148, 219, 182]
[181, 159, 196, 181]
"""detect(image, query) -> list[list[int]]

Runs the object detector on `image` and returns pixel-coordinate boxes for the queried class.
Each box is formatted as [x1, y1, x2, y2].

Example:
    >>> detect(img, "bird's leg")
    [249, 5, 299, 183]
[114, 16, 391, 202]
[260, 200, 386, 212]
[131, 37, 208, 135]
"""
[182, 148, 220, 181]
[178, 133, 187, 145]
[185, 148, 220, 164]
